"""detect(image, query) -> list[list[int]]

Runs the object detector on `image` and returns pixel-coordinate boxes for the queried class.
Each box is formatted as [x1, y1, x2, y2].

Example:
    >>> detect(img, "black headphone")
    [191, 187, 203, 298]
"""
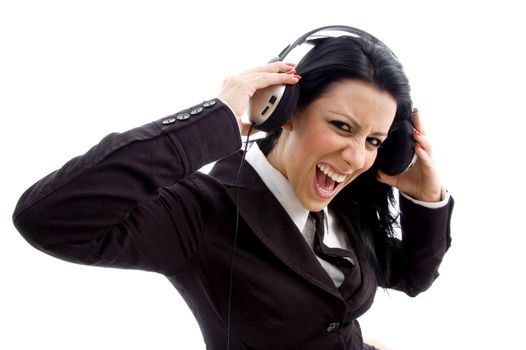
[248, 25, 416, 176]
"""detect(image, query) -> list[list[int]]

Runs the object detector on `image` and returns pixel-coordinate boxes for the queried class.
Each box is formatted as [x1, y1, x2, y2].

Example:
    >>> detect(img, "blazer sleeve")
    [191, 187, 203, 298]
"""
[381, 194, 454, 297]
[12, 99, 241, 276]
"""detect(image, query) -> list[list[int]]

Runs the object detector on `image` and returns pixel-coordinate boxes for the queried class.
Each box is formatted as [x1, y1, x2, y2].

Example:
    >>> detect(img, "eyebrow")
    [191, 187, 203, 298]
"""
[329, 110, 388, 137]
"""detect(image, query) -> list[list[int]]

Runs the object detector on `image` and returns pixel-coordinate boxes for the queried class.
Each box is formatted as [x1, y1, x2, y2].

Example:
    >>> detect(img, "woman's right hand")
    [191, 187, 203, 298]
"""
[217, 62, 301, 135]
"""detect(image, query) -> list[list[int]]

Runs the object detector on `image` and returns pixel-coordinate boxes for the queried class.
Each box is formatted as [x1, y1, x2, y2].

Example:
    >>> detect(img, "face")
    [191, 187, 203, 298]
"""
[268, 79, 397, 212]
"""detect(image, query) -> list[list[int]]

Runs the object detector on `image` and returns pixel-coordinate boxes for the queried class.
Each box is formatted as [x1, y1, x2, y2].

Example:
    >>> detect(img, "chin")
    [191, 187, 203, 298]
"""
[301, 198, 330, 212]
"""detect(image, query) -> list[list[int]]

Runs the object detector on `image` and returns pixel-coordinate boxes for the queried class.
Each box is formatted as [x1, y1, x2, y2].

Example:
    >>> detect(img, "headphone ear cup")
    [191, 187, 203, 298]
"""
[249, 83, 300, 132]
[375, 120, 416, 176]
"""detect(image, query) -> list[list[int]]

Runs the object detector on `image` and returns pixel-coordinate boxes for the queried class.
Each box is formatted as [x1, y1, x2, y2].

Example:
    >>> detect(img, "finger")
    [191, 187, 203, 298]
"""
[376, 169, 399, 188]
[413, 129, 433, 158]
[250, 61, 296, 74]
[414, 143, 435, 173]
[249, 71, 301, 90]
[411, 107, 426, 135]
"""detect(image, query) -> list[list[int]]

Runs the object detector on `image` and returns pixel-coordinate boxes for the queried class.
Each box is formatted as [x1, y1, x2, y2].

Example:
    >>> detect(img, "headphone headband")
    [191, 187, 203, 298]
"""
[250, 24, 415, 175]
[270, 25, 398, 63]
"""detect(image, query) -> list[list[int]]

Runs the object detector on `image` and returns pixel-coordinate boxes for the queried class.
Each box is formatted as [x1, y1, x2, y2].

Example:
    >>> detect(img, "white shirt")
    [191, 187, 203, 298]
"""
[244, 142, 449, 288]
[246, 143, 355, 287]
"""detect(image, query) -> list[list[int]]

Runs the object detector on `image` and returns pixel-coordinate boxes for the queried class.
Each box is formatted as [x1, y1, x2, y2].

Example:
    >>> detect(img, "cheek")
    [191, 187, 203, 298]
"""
[352, 150, 378, 177]
[283, 139, 318, 188]
[341, 151, 378, 189]
[365, 150, 378, 168]
[281, 137, 310, 181]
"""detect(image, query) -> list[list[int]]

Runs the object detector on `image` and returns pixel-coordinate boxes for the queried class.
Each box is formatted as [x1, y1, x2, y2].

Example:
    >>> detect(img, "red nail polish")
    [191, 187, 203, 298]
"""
[412, 107, 419, 113]
[286, 63, 296, 67]
[293, 75, 302, 80]
[413, 129, 421, 137]
[286, 70, 297, 75]
[416, 143, 422, 149]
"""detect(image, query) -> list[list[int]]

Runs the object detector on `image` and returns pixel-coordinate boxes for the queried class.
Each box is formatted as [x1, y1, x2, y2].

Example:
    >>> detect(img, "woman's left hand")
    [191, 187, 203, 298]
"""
[376, 108, 443, 202]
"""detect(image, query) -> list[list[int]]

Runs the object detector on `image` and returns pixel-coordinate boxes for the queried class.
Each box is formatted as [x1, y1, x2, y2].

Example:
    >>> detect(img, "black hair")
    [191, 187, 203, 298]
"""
[257, 35, 412, 286]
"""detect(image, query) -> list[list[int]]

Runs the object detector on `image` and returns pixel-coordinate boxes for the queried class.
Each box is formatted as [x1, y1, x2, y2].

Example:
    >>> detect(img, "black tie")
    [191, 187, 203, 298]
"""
[309, 211, 355, 269]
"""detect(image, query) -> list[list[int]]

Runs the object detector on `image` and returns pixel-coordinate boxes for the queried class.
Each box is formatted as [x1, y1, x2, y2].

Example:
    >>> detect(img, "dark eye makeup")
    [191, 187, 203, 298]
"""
[366, 137, 383, 148]
[329, 120, 384, 148]
[329, 120, 351, 132]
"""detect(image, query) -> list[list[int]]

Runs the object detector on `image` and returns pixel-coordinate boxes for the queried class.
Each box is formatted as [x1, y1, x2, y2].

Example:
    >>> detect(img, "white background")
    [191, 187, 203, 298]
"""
[1, 1, 525, 349]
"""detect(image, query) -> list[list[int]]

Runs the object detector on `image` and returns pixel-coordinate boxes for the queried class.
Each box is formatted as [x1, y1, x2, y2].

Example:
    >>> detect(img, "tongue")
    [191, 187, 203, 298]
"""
[316, 168, 336, 191]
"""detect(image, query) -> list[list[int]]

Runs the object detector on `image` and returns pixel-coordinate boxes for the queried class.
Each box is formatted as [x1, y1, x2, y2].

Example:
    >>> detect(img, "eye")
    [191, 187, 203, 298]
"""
[366, 137, 383, 148]
[330, 121, 352, 132]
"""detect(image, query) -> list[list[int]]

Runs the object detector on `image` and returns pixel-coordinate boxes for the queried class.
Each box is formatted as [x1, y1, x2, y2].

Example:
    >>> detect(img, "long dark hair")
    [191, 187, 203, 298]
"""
[257, 35, 412, 285]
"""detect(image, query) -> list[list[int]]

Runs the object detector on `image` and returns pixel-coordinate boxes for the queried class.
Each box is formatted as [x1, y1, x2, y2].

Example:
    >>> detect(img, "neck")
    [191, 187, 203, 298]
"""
[266, 141, 287, 180]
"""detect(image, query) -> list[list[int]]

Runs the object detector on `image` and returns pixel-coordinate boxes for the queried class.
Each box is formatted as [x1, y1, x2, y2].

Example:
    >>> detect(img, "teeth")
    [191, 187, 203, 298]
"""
[317, 164, 347, 183]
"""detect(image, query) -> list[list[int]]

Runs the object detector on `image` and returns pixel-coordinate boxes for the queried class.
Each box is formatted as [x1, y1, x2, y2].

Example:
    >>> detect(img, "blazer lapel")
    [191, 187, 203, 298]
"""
[209, 151, 342, 300]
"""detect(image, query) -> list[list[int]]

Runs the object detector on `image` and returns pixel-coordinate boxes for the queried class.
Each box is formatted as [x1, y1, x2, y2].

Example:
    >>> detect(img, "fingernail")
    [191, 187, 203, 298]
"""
[413, 129, 421, 137]
[286, 63, 296, 67]
[412, 107, 419, 113]
[286, 70, 297, 75]
[293, 75, 302, 80]
[416, 143, 422, 149]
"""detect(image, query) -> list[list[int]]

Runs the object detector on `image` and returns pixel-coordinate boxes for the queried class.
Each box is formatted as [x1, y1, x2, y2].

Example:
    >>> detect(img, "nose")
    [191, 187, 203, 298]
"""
[341, 140, 367, 171]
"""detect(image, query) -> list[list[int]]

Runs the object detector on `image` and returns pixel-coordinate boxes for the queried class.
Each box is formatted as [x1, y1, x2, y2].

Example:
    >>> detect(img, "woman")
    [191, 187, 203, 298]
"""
[13, 28, 454, 350]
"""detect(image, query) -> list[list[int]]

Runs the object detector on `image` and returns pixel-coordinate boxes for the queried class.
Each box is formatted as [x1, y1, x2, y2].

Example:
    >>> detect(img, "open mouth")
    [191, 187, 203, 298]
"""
[314, 163, 348, 198]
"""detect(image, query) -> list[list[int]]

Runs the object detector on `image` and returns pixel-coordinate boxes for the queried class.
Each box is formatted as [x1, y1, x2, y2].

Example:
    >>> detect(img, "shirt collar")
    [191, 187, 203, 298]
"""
[246, 142, 326, 232]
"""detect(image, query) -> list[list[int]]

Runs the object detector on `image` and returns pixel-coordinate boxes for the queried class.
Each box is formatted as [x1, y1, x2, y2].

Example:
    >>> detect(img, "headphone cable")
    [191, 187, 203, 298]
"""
[226, 121, 256, 350]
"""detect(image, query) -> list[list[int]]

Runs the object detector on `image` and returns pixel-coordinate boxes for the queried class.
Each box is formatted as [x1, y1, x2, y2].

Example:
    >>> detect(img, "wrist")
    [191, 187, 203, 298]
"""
[400, 188, 449, 209]
[415, 189, 442, 202]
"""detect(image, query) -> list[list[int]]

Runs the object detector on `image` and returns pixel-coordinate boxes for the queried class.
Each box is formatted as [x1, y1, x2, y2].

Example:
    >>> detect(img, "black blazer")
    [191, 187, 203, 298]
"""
[13, 99, 454, 350]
